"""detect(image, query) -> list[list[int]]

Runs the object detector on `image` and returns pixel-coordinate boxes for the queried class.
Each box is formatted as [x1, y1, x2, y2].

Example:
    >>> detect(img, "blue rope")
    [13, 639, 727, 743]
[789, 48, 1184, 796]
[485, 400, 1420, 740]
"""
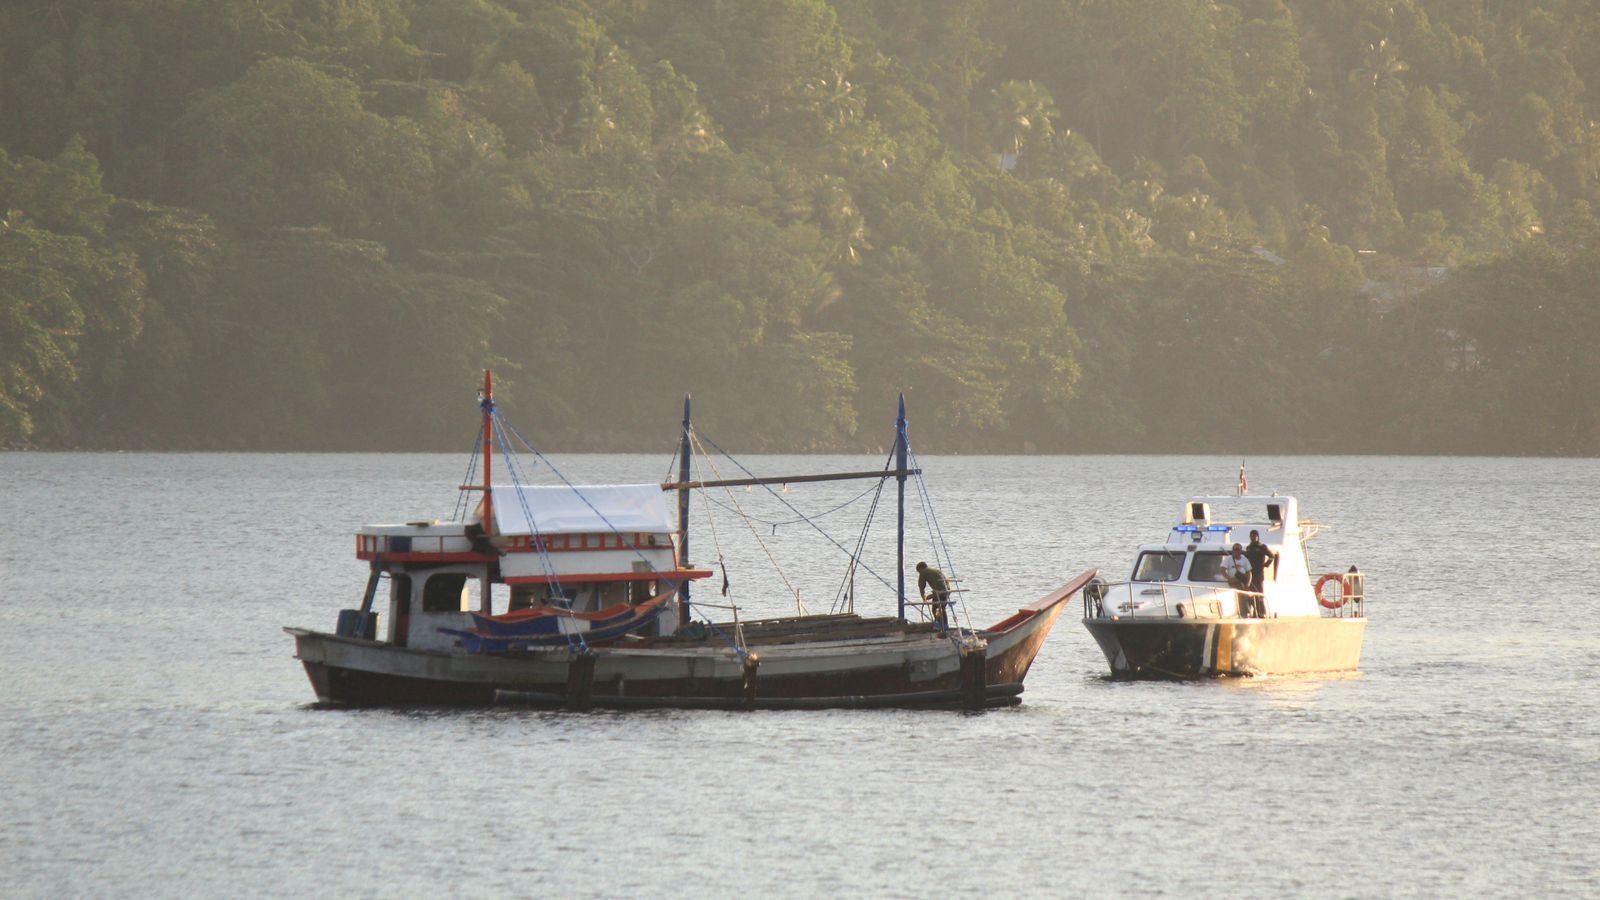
[495, 412, 664, 576]
[489, 414, 587, 654]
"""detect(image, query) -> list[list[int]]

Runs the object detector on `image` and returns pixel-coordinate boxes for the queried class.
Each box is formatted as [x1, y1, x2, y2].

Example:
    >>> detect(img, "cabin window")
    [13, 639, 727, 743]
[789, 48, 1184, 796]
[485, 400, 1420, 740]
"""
[1133, 552, 1185, 582]
[1188, 552, 1231, 583]
[423, 573, 468, 612]
[597, 583, 628, 608]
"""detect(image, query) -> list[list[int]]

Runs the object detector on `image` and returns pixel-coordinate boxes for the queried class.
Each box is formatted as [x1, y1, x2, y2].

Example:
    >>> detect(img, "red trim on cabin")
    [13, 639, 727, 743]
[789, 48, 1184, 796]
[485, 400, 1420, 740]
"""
[500, 533, 672, 553]
[503, 568, 713, 585]
[355, 532, 676, 559]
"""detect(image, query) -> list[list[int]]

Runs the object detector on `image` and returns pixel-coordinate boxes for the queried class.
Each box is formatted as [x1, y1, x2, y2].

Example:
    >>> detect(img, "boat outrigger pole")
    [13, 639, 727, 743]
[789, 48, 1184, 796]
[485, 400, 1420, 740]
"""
[658, 394, 921, 626]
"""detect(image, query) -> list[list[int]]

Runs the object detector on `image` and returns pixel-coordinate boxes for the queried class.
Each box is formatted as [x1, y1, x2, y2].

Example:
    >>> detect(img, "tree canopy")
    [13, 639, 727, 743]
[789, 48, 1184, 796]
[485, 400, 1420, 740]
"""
[1, 0, 1596, 454]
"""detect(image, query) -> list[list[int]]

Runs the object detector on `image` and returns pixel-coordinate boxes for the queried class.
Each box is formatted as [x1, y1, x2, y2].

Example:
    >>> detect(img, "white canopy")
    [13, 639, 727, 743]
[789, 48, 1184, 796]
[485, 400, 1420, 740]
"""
[490, 484, 675, 536]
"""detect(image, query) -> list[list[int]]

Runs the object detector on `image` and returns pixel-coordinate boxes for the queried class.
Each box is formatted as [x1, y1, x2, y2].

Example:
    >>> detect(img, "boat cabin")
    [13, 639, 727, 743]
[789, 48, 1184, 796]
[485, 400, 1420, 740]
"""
[350, 484, 707, 651]
[1100, 496, 1321, 619]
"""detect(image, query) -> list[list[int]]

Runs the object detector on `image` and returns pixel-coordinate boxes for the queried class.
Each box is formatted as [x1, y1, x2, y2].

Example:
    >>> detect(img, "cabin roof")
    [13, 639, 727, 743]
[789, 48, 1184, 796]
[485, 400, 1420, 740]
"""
[490, 484, 674, 537]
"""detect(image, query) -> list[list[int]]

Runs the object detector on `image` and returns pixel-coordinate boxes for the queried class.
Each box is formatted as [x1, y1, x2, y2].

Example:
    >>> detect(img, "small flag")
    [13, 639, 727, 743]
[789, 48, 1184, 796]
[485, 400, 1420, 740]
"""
[1238, 461, 1249, 495]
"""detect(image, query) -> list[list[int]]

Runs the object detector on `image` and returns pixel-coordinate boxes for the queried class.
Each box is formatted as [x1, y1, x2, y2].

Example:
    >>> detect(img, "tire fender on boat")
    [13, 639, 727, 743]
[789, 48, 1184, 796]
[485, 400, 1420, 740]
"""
[1315, 573, 1350, 609]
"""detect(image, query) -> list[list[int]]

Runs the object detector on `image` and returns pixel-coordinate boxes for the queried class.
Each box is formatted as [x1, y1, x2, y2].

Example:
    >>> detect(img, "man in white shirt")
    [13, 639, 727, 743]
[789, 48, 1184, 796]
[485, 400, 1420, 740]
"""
[1221, 543, 1253, 592]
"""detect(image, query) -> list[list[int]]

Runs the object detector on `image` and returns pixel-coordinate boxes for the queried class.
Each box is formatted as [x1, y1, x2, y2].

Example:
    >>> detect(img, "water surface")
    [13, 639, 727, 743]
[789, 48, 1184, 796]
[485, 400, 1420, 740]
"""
[2, 453, 1596, 896]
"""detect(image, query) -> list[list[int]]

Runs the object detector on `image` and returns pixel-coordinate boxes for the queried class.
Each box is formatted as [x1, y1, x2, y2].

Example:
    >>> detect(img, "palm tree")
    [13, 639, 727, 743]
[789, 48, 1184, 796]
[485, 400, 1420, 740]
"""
[989, 80, 1058, 168]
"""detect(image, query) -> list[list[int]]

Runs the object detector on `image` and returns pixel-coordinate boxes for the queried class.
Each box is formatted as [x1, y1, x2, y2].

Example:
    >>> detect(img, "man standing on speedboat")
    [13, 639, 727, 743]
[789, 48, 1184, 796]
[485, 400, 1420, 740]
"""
[1244, 530, 1273, 616]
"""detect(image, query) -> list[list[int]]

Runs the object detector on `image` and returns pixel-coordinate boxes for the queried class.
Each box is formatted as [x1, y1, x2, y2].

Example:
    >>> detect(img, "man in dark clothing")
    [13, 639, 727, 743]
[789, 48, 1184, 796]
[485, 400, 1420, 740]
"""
[1243, 530, 1273, 617]
[916, 561, 951, 628]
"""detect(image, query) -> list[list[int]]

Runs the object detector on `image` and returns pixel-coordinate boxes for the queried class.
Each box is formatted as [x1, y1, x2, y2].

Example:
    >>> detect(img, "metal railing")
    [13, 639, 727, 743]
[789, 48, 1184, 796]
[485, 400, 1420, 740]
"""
[357, 533, 472, 556]
[1083, 574, 1366, 620]
[1316, 571, 1366, 619]
[1082, 580, 1249, 620]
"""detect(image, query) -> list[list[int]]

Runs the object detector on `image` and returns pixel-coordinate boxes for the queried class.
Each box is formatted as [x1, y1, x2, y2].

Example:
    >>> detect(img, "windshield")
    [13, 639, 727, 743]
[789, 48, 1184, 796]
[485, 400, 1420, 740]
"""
[1188, 552, 1231, 583]
[1133, 551, 1185, 582]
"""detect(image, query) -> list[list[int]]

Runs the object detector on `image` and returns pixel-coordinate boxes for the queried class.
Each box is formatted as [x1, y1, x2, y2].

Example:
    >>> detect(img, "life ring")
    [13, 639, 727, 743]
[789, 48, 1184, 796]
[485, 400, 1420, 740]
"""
[1315, 573, 1349, 609]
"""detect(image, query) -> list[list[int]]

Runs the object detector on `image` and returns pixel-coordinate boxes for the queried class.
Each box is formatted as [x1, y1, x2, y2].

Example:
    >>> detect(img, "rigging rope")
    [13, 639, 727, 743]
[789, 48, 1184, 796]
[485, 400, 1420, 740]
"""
[452, 422, 484, 523]
[905, 443, 974, 635]
[490, 413, 587, 653]
[829, 462, 890, 615]
[495, 412, 663, 576]
[696, 479, 883, 528]
[690, 431, 807, 616]
[692, 428, 898, 596]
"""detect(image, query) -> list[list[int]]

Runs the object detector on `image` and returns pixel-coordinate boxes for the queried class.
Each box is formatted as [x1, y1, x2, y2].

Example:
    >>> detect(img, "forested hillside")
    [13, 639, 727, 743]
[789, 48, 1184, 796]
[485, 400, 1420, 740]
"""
[2, 0, 1597, 453]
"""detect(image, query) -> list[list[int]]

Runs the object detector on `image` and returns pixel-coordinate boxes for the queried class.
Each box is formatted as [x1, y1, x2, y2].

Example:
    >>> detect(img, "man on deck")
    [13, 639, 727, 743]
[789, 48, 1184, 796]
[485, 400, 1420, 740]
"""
[1244, 530, 1273, 617]
[916, 561, 951, 628]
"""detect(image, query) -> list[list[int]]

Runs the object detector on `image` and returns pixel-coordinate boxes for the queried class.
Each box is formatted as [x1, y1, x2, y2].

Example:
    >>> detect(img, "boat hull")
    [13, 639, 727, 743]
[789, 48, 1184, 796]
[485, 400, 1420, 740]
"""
[288, 573, 1090, 710]
[1082, 616, 1365, 679]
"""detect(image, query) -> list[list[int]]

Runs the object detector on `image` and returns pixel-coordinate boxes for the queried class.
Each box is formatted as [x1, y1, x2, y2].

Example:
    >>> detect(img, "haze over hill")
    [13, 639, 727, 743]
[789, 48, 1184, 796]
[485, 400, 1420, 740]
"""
[2, 1, 1596, 454]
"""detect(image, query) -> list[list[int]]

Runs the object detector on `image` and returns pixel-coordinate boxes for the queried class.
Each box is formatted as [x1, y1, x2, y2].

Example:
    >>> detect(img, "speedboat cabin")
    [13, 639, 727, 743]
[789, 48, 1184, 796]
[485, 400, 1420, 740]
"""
[1091, 496, 1322, 620]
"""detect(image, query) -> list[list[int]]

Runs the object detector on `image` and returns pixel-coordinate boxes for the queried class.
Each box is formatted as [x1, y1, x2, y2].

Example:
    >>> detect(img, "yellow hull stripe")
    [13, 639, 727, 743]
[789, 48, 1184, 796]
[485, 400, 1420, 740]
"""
[1216, 624, 1233, 674]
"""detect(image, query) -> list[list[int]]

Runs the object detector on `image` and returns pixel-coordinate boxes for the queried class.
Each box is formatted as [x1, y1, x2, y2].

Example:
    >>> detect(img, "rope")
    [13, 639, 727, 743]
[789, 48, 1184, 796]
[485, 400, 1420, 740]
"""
[690, 431, 807, 616]
[829, 468, 888, 615]
[452, 422, 483, 523]
[692, 428, 899, 596]
[696, 480, 883, 528]
[490, 413, 587, 653]
[495, 412, 663, 576]
[906, 443, 975, 635]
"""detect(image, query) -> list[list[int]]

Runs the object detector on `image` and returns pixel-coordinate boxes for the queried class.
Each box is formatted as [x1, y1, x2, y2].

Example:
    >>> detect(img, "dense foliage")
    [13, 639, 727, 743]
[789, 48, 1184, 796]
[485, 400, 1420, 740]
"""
[2, 0, 1596, 453]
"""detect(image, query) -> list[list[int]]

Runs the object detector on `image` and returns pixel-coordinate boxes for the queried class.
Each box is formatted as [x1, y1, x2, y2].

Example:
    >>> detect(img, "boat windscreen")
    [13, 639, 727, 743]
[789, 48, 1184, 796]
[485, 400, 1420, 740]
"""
[1133, 551, 1184, 582]
[1187, 552, 1231, 583]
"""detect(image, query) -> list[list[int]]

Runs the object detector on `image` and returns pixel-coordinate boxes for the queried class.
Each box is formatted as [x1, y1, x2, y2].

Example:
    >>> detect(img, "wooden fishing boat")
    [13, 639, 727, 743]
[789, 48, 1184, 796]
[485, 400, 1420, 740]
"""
[286, 373, 1093, 709]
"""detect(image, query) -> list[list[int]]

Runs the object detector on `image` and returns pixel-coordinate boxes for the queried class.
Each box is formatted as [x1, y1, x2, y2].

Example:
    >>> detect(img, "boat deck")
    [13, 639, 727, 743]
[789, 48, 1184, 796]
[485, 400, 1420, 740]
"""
[630, 613, 943, 649]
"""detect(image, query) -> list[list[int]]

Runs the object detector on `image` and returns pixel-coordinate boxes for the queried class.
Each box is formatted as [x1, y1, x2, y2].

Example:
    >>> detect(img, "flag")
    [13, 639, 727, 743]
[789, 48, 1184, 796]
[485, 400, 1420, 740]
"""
[1237, 461, 1248, 495]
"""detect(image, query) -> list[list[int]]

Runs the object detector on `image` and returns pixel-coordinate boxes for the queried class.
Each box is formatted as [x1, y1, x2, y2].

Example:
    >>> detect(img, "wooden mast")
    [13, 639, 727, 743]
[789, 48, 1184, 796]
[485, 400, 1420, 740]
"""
[896, 394, 907, 622]
[481, 370, 494, 533]
[677, 394, 693, 629]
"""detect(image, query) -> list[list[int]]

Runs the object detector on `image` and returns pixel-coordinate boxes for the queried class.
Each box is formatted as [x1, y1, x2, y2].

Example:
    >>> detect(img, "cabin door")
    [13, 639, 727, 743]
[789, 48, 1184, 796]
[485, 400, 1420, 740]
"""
[390, 574, 413, 647]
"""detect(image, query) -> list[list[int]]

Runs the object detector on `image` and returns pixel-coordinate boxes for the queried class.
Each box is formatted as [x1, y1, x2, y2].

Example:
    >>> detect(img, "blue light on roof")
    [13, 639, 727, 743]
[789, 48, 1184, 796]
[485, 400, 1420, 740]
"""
[1207, 525, 1232, 532]
[1173, 525, 1200, 533]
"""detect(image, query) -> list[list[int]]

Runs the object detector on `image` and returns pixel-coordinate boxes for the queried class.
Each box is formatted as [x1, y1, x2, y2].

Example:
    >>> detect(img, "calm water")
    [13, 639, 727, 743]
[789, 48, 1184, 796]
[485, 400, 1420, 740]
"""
[2, 452, 1597, 897]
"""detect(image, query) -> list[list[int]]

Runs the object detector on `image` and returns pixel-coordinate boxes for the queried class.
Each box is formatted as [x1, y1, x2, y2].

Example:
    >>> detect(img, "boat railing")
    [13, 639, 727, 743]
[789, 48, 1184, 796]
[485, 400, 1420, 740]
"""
[1083, 581, 1256, 620]
[357, 533, 473, 557]
[1316, 570, 1366, 619]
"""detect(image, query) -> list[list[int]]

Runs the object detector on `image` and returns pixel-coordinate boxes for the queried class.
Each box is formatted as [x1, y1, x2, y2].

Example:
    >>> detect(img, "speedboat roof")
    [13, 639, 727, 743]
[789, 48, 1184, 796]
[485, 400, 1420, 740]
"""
[1162, 495, 1303, 548]
[490, 484, 675, 536]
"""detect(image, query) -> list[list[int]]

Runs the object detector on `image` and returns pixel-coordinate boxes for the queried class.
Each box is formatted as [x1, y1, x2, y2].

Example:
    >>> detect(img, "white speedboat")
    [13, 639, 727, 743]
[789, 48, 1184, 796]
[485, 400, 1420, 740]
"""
[1081, 495, 1365, 678]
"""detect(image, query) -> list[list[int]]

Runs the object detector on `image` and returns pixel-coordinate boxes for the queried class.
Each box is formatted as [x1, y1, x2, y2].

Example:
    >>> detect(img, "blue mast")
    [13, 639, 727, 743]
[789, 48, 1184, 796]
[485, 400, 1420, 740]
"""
[896, 394, 907, 622]
[677, 394, 693, 629]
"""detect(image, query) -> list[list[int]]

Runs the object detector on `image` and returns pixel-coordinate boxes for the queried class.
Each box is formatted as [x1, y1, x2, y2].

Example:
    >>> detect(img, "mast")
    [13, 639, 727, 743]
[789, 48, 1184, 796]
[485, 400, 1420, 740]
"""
[677, 394, 693, 629]
[481, 370, 494, 532]
[896, 394, 907, 622]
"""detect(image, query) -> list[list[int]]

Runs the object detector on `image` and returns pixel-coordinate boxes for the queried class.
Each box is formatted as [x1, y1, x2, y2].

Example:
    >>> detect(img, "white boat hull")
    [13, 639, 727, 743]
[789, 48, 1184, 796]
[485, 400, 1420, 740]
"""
[1082, 615, 1366, 678]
